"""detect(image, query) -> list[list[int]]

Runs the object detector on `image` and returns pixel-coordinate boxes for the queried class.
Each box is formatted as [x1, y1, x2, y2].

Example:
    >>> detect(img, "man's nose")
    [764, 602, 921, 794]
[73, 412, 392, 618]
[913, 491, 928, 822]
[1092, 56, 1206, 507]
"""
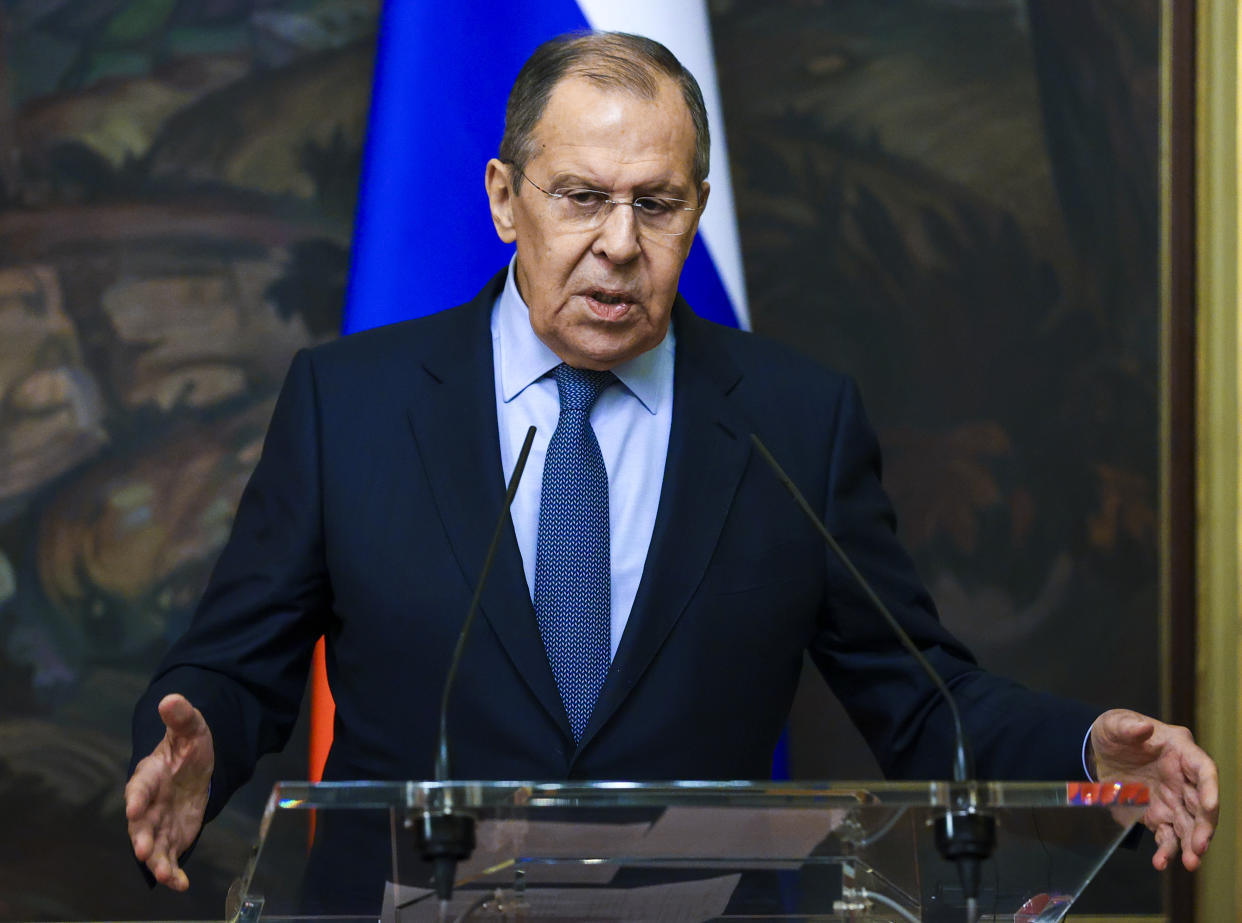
[592, 202, 642, 263]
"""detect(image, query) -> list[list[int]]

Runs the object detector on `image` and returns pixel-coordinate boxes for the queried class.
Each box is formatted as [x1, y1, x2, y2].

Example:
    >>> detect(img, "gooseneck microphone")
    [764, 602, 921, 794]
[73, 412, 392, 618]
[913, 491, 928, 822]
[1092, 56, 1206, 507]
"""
[748, 434, 973, 782]
[435, 424, 538, 782]
[417, 424, 537, 905]
[749, 433, 994, 922]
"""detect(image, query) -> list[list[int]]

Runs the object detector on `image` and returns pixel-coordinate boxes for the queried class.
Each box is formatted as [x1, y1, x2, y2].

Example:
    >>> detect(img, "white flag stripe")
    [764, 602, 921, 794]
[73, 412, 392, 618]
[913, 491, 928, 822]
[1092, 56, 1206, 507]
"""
[576, 0, 750, 328]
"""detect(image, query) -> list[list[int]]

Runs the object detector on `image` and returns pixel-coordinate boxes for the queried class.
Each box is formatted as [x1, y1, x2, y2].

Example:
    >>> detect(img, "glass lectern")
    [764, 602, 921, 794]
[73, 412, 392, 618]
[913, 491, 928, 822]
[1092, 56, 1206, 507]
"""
[228, 779, 1146, 922]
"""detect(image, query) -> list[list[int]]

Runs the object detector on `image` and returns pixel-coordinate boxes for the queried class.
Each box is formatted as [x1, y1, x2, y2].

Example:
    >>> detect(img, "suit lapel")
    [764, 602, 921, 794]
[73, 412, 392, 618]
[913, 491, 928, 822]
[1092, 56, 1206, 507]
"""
[576, 302, 753, 753]
[402, 272, 572, 740]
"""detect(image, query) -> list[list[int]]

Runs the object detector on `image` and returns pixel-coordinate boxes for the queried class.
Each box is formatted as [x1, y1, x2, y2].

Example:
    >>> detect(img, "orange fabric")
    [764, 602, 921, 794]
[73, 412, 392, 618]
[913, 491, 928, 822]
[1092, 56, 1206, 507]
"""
[309, 637, 335, 781]
[308, 638, 335, 846]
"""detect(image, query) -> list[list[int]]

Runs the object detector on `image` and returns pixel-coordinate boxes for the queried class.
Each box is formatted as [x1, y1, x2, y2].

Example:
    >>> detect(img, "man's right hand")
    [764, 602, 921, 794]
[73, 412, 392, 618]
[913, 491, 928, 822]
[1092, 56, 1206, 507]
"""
[125, 693, 215, 891]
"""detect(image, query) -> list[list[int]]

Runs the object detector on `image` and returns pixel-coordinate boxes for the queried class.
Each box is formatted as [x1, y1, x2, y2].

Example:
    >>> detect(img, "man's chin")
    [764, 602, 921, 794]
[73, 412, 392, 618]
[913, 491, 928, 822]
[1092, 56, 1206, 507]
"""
[554, 329, 654, 370]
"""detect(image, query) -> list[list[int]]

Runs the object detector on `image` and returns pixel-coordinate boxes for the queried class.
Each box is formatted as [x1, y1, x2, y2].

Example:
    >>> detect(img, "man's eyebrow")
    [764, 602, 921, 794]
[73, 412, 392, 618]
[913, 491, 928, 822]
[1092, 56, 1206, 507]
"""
[546, 172, 604, 189]
[632, 179, 690, 198]
[547, 172, 692, 198]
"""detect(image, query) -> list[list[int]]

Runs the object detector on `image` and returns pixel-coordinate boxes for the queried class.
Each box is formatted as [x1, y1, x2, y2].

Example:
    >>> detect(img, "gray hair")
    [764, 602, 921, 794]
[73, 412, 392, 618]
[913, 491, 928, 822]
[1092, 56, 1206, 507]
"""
[499, 31, 710, 190]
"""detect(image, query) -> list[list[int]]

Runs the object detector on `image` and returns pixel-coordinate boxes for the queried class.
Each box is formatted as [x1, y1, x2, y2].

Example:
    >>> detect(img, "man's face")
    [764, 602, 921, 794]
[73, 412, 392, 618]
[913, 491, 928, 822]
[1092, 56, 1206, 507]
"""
[486, 75, 708, 370]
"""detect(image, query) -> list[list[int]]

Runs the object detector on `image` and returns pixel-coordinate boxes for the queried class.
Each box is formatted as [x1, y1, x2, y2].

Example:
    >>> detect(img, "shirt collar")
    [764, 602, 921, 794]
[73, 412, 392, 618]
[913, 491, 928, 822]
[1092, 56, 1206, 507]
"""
[493, 257, 674, 415]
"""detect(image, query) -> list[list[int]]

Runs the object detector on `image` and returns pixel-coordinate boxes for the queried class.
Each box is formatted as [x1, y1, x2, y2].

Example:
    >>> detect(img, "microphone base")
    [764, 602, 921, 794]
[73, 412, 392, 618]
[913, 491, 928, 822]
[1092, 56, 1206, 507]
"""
[414, 810, 476, 902]
[934, 809, 996, 908]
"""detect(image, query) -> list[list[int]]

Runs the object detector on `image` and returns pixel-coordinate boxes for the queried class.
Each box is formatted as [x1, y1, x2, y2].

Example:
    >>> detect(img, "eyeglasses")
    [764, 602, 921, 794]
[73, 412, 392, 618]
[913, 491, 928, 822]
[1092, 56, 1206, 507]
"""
[514, 169, 703, 237]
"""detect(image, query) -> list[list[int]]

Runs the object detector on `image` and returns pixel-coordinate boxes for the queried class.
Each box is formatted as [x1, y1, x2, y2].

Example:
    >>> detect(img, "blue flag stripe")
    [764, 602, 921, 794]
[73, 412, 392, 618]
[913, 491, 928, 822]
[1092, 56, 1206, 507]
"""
[344, 1, 589, 333]
[344, 2, 744, 333]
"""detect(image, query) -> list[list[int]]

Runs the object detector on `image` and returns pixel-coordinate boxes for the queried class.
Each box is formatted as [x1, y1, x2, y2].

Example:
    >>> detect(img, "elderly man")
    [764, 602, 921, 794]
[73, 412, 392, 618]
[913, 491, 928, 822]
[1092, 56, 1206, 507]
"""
[127, 31, 1217, 897]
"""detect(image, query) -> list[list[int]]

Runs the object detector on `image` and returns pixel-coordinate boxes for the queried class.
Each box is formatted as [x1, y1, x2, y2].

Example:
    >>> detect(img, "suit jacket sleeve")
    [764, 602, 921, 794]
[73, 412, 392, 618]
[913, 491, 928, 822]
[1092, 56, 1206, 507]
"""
[131, 348, 332, 821]
[807, 376, 1099, 780]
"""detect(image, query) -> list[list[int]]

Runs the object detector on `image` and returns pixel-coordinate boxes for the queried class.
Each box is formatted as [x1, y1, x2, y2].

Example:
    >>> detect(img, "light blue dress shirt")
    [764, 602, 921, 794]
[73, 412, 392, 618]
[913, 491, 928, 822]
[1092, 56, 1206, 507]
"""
[492, 261, 675, 659]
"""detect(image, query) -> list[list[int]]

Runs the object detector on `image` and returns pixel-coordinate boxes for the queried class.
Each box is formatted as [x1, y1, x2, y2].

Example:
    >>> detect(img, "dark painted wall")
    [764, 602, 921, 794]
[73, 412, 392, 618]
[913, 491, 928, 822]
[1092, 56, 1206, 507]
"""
[712, 0, 1161, 911]
[0, 1, 377, 918]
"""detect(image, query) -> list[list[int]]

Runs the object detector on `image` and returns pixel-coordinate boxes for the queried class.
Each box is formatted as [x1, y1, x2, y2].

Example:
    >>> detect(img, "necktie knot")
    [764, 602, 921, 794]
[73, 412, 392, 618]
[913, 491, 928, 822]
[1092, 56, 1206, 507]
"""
[553, 363, 615, 412]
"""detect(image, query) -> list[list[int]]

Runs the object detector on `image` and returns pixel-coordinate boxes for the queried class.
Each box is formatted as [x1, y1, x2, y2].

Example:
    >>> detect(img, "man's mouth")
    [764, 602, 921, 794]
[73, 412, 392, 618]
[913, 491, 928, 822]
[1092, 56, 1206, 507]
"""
[583, 289, 636, 320]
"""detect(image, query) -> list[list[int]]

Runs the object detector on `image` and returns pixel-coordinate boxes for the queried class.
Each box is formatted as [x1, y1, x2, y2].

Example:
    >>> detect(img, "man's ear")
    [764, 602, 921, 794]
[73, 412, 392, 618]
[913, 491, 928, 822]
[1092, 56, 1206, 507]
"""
[683, 180, 710, 243]
[486, 159, 517, 243]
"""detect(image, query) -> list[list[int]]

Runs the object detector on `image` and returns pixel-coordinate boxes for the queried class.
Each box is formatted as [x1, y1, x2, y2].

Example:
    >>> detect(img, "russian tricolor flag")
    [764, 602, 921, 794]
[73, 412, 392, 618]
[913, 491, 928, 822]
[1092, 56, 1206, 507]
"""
[312, 1, 754, 784]
[342, 0, 748, 333]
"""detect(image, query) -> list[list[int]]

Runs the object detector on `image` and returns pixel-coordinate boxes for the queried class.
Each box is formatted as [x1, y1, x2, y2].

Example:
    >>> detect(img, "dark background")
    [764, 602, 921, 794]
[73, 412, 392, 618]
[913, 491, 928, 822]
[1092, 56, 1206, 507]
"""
[0, 0, 1163, 916]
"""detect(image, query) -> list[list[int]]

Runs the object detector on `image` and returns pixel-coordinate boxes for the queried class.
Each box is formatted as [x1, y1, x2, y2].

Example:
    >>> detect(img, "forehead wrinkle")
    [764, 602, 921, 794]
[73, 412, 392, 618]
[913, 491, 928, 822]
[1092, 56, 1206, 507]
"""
[527, 77, 696, 189]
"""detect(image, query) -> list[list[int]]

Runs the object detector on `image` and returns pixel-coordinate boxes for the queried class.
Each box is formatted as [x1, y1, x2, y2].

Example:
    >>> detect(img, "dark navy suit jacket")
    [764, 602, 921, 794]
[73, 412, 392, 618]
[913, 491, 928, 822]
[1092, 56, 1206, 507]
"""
[134, 269, 1098, 827]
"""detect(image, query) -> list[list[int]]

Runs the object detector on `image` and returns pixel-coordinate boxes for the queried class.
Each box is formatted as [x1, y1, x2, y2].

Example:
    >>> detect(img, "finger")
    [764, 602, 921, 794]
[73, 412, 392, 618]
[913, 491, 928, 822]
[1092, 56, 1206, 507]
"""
[1111, 711, 1155, 744]
[1181, 838, 1203, 872]
[1143, 797, 1176, 828]
[1162, 770, 1212, 844]
[1152, 789, 1204, 872]
[125, 765, 162, 819]
[1181, 782, 1214, 844]
[158, 694, 205, 738]
[1157, 782, 1196, 840]
[1151, 824, 1178, 871]
[129, 822, 154, 862]
[166, 854, 190, 892]
[124, 775, 150, 819]
[1192, 814, 1216, 855]
[1188, 751, 1221, 820]
[1091, 710, 1157, 774]
[152, 856, 188, 891]
[149, 828, 191, 891]
[151, 849, 175, 885]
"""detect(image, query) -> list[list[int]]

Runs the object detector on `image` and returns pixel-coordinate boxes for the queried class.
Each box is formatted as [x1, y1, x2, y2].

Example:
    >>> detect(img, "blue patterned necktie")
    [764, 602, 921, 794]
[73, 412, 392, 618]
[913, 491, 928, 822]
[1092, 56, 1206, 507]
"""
[534, 363, 615, 742]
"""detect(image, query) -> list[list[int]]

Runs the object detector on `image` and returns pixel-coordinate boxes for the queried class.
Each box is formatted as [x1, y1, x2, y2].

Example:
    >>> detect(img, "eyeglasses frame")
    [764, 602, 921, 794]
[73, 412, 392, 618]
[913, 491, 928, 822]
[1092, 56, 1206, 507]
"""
[509, 166, 704, 238]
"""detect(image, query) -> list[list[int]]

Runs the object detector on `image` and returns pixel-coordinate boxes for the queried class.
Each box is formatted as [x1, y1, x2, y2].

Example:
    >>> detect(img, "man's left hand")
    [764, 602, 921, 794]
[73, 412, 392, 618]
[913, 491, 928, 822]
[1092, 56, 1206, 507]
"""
[1090, 708, 1218, 871]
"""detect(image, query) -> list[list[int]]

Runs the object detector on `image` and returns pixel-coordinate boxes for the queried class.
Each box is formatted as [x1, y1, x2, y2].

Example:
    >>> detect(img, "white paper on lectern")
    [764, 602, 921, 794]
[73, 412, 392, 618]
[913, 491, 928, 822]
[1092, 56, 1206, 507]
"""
[384, 873, 741, 922]
[458, 818, 652, 883]
[630, 806, 846, 865]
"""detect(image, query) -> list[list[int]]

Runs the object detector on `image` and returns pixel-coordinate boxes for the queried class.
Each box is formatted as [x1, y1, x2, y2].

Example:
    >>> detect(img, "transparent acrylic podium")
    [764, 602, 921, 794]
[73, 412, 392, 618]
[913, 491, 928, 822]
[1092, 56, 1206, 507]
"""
[227, 779, 1147, 923]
